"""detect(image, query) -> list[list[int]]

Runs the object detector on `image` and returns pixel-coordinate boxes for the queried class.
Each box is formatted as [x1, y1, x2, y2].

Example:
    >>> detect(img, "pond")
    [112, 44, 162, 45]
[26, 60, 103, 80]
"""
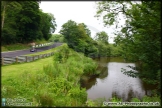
[81, 57, 156, 101]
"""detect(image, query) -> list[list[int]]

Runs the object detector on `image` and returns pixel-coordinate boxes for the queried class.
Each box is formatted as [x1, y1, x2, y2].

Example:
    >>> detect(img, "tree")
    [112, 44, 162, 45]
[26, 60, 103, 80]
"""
[95, 0, 161, 90]
[1, 1, 7, 29]
[1, 1, 22, 44]
[40, 11, 57, 41]
[1, 1, 57, 44]
[94, 31, 109, 44]
[59, 20, 98, 56]
[79, 23, 91, 37]
[1, 1, 15, 29]
[59, 20, 79, 49]
[15, 1, 42, 42]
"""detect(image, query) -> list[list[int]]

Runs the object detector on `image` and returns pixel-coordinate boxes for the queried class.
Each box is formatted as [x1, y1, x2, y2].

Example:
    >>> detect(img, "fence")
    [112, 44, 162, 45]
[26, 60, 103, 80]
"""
[1, 52, 55, 66]
[1, 42, 54, 54]
[32, 42, 53, 48]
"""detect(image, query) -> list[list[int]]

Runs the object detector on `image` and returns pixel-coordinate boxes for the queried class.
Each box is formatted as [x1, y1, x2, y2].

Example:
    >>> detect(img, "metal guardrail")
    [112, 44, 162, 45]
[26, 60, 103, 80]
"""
[1, 52, 55, 66]
[1, 42, 54, 53]
[33, 42, 53, 48]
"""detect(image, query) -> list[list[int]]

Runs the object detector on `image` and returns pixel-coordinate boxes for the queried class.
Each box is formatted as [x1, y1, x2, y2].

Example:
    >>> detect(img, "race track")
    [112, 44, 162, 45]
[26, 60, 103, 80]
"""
[1, 42, 63, 57]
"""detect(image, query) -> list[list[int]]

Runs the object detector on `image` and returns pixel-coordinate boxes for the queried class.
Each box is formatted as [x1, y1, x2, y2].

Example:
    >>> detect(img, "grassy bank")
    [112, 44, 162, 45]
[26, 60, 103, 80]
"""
[1, 39, 49, 52]
[2, 44, 160, 107]
[2, 44, 99, 107]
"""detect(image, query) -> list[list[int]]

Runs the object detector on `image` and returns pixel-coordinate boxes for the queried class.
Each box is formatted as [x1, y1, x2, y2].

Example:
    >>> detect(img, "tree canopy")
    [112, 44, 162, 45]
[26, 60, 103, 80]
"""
[1, 1, 57, 44]
[59, 20, 112, 58]
[94, 31, 109, 44]
[95, 1, 161, 91]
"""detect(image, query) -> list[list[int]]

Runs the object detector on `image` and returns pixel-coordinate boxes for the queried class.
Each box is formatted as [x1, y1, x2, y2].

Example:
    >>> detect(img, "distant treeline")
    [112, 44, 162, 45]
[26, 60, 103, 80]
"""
[50, 20, 121, 58]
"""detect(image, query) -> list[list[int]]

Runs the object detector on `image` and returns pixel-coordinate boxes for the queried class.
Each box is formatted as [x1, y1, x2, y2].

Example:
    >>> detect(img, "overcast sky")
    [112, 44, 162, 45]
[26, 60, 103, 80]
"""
[39, 1, 120, 43]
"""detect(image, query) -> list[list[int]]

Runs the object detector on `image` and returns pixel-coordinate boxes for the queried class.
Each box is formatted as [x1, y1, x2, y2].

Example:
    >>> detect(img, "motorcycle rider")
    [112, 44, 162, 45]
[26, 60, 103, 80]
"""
[31, 41, 36, 51]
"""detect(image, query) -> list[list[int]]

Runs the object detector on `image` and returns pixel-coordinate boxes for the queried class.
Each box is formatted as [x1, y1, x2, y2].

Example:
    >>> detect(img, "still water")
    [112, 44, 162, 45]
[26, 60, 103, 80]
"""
[82, 57, 154, 101]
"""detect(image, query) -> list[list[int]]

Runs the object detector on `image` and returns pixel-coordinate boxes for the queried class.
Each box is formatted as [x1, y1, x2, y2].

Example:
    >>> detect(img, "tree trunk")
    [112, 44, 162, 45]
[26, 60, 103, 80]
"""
[1, 2, 6, 29]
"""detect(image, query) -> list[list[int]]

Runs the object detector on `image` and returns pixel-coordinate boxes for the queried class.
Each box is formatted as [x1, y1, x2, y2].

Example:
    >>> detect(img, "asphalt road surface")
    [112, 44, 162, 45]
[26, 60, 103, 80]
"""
[1, 42, 63, 57]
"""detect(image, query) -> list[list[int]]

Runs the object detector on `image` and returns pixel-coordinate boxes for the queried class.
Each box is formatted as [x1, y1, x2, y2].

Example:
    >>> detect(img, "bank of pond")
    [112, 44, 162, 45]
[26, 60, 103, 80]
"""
[2, 44, 160, 107]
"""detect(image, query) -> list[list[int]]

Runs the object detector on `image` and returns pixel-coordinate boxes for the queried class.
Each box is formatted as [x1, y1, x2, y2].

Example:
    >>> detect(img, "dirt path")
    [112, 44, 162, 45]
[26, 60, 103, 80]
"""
[1, 42, 63, 57]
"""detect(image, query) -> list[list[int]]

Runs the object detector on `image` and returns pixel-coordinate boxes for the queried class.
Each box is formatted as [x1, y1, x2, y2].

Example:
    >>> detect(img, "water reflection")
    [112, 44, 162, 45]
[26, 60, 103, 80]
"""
[81, 77, 97, 90]
[84, 57, 148, 101]
[98, 65, 108, 79]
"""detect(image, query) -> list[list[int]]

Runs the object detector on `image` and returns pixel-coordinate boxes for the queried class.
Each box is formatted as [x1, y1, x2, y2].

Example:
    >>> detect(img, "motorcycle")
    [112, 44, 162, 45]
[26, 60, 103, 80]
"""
[30, 47, 37, 52]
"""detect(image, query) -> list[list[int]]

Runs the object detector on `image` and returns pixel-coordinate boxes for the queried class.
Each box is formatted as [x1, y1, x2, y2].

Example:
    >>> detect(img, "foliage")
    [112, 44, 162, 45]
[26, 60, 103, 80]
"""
[94, 31, 109, 44]
[95, 1, 161, 94]
[2, 44, 100, 107]
[59, 20, 94, 56]
[49, 34, 65, 42]
[109, 44, 122, 57]
[53, 44, 70, 63]
[86, 99, 96, 107]
[39, 11, 57, 41]
[59, 20, 118, 58]
[1, 1, 57, 44]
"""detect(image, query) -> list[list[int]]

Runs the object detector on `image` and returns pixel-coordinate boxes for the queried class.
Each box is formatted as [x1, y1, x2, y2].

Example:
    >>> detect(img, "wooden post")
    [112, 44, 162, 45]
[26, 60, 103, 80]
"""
[1, 57, 4, 65]
[26, 56, 28, 62]
[38, 55, 39, 59]
[33, 56, 34, 61]
[16, 56, 18, 63]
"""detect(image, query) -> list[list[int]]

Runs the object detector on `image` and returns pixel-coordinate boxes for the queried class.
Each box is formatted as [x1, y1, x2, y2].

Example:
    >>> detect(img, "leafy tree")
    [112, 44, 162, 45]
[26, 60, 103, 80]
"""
[59, 20, 79, 49]
[1, 1, 57, 44]
[79, 23, 91, 37]
[16, 1, 42, 42]
[95, 0, 161, 91]
[94, 31, 109, 44]
[59, 20, 98, 56]
[39, 11, 57, 41]
[1, 1, 22, 44]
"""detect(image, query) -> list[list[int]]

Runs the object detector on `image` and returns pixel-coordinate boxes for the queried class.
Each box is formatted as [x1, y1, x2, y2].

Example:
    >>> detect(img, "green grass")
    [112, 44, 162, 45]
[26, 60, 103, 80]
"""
[1, 39, 50, 52]
[1, 43, 31, 52]
[2, 44, 99, 107]
[1, 44, 61, 79]
[2, 56, 52, 80]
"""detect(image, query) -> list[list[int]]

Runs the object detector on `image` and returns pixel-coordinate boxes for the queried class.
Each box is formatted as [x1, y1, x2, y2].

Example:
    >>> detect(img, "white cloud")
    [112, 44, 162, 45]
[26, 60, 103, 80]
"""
[39, 1, 121, 43]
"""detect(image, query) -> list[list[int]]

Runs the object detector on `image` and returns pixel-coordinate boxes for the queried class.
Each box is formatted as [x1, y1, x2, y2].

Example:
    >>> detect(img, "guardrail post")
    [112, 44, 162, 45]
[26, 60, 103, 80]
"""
[26, 56, 28, 62]
[16, 56, 18, 63]
[1, 57, 4, 65]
